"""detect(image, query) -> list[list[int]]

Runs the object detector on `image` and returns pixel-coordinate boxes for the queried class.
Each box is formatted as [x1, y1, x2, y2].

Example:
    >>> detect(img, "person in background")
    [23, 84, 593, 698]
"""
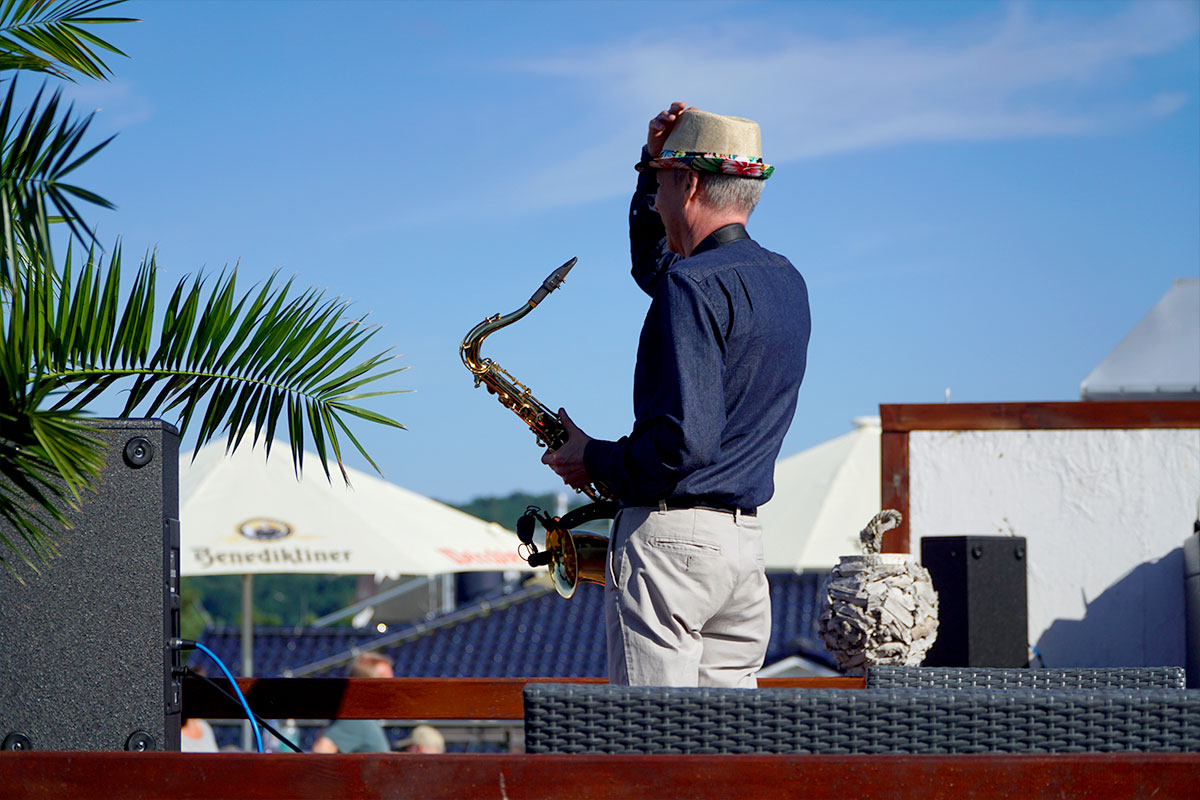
[404, 724, 445, 754]
[311, 652, 395, 753]
[180, 666, 219, 753]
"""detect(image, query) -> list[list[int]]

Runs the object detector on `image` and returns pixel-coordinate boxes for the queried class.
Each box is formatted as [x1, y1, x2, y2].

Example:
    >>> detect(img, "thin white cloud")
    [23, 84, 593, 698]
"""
[494, 0, 1197, 214]
[58, 79, 153, 132]
[1148, 91, 1188, 117]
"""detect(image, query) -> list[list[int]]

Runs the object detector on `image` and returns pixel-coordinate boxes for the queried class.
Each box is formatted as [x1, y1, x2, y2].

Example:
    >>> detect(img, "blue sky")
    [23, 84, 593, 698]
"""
[54, 0, 1200, 504]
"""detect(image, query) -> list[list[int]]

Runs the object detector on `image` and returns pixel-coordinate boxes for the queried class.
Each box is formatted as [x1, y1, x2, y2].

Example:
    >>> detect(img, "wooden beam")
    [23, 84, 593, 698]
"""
[3, 752, 1195, 800]
[880, 430, 910, 554]
[880, 401, 1200, 432]
[183, 677, 866, 720]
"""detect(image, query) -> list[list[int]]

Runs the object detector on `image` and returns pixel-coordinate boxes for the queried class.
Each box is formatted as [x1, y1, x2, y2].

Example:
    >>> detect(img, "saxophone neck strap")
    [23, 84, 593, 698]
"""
[690, 223, 750, 257]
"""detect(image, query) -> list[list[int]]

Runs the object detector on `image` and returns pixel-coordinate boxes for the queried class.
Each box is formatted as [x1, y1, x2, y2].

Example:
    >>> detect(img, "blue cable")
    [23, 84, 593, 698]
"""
[1030, 645, 1046, 668]
[193, 641, 263, 754]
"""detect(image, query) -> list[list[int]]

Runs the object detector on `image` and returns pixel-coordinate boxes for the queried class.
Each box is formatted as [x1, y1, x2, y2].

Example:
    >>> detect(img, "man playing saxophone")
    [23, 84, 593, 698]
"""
[543, 103, 811, 687]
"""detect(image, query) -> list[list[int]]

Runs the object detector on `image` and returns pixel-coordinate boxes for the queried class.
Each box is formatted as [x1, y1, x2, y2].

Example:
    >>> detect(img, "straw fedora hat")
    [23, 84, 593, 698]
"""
[645, 109, 773, 179]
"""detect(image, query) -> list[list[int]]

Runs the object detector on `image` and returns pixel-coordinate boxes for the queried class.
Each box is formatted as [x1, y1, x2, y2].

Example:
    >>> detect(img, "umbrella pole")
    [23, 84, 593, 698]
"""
[241, 573, 254, 751]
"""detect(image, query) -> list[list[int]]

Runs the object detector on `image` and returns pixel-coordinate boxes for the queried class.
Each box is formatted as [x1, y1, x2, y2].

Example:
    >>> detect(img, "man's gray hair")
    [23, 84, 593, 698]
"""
[698, 172, 763, 217]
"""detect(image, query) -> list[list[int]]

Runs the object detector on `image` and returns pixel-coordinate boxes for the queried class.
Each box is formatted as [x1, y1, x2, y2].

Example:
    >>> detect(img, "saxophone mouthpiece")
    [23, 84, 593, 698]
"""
[528, 257, 578, 307]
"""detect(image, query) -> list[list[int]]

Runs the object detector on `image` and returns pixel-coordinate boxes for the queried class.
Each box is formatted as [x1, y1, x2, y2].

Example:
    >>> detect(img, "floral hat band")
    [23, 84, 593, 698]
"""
[647, 150, 774, 179]
[638, 108, 774, 180]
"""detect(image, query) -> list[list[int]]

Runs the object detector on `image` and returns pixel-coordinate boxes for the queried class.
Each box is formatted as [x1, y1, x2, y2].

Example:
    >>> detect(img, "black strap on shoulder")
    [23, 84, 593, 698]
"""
[691, 223, 750, 257]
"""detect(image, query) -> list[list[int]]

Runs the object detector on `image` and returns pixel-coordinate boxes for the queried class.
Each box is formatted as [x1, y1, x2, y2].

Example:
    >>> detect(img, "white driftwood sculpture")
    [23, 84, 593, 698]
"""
[818, 510, 939, 675]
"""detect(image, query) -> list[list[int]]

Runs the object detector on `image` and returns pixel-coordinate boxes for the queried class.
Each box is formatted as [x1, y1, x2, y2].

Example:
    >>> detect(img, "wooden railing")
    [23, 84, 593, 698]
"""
[3, 676, 1197, 799]
[182, 675, 862, 720]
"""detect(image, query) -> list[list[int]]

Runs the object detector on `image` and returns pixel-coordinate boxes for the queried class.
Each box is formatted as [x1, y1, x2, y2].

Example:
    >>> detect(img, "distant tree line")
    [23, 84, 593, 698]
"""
[451, 490, 581, 529]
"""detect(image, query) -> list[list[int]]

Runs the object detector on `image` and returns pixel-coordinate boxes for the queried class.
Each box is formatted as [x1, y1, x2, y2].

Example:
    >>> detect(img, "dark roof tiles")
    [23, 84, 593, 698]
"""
[191, 571, 832, 678]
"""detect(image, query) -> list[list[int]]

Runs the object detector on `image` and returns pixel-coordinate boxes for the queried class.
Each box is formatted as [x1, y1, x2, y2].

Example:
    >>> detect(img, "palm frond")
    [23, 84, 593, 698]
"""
[30, 245, 407, 467]
[2, 245, 407, 567]
[0, 271, 106, 573]
[0, 416, 106, 575]
[1, 76, 115, 285]
[0, 0, 135, 81]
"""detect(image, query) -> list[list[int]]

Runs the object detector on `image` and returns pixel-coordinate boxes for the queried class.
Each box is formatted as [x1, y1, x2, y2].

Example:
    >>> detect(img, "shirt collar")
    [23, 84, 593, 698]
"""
[690, 223, 750, 257]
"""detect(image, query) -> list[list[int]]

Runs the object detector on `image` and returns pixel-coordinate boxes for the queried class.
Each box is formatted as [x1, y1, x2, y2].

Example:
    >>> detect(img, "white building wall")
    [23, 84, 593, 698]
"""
[909, 428, 1200, 668]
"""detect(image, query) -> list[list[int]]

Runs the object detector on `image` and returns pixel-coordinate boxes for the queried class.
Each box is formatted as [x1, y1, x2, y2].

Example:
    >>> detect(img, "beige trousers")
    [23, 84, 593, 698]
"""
[604, 504, 771, 687]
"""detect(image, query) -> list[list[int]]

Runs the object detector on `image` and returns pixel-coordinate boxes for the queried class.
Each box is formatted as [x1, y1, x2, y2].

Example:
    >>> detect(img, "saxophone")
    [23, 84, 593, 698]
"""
[460, 257, 617, 598]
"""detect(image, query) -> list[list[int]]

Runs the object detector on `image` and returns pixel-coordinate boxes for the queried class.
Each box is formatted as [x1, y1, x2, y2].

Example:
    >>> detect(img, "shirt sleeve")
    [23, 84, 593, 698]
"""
[323, 721, 356, 753]
[585, 272, 727, 503]
[629, 146, 679, 297]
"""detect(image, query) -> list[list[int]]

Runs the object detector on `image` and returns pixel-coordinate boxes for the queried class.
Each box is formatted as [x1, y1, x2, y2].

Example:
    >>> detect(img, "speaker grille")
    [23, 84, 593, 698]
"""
[921, 535, 1028, 667]
[0, 420, 181, 751]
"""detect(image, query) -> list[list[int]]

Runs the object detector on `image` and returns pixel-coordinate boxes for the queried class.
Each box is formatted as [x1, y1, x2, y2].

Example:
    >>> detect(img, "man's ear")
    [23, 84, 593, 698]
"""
[682, 170, 701, 205]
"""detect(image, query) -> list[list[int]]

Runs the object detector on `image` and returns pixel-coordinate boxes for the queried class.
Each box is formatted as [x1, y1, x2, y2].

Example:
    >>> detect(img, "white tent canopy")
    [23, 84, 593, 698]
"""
[179, 439, 529, 578]
[1081, 277, 1200, 400]
[758, 419, 881, 570]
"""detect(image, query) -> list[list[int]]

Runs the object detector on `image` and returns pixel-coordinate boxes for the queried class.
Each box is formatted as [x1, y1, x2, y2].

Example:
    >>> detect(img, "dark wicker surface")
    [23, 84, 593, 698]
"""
[866, 666, 1186, 690]
[523, 684, 1200, 754]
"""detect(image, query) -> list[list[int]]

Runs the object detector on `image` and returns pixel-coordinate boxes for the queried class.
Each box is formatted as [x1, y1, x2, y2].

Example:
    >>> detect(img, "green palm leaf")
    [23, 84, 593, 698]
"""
[1, 245, 407, 571]
[1, 77, 115, 285]
[1, 0, 132, 285]
[0, 251, 106, 572]
[1, 0, 134, 81]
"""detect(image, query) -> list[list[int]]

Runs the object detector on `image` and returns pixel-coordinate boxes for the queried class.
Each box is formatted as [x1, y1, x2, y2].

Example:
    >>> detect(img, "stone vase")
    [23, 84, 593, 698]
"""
[818, 553, 939, 676]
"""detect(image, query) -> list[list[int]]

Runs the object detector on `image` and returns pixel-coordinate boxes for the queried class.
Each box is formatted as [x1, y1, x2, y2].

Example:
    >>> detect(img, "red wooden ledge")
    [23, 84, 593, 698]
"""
[880, 400, 1200, 432]
[3, 752, 1196, 800]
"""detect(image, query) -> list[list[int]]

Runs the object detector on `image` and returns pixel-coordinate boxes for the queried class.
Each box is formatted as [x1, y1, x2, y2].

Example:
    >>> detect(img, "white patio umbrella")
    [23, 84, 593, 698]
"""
[179, 438, 529, 689]
[180, 439, 528, 579]
[758, 418, 881, 570]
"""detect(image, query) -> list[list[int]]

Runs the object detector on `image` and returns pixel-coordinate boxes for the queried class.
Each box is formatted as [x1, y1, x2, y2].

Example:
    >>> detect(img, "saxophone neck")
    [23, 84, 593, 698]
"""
[460, 303, 534, 374]
[460, 257, 577, 374]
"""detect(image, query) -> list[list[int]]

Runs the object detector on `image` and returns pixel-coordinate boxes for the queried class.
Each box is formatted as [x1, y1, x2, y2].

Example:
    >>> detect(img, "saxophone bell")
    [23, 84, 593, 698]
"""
[545, 526, 608, 599]
[517, 502, 617, 599]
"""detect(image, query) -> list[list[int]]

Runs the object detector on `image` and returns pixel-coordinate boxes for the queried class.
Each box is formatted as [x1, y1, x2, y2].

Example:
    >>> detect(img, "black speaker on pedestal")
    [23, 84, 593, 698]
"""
[921, 535, 1029, 668]
[0, 419, 181, 751]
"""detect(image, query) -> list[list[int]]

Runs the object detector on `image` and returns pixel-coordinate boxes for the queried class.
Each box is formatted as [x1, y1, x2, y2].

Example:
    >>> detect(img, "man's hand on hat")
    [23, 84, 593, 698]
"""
[648, 102, 695, 158]
[541, 408, 593, 490]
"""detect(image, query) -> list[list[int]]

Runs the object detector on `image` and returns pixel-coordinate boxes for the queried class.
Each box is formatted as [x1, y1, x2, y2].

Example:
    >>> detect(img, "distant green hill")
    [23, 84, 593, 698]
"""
[447, 490, 573, 529]
[447, 490, 609, 534]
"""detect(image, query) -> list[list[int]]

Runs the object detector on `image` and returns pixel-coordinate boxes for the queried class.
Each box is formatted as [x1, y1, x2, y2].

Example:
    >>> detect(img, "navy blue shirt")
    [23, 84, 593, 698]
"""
[583, 157, 811, 509]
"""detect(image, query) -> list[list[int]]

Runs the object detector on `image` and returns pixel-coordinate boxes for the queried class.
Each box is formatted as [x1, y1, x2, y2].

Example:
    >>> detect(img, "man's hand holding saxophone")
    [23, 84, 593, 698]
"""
[541, 408, 592, 491]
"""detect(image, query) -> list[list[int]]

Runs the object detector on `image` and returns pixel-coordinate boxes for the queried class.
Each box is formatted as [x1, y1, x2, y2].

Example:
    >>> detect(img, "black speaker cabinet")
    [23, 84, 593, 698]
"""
[921, 535, 1029, 668]
[0, 419, 181, 751]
